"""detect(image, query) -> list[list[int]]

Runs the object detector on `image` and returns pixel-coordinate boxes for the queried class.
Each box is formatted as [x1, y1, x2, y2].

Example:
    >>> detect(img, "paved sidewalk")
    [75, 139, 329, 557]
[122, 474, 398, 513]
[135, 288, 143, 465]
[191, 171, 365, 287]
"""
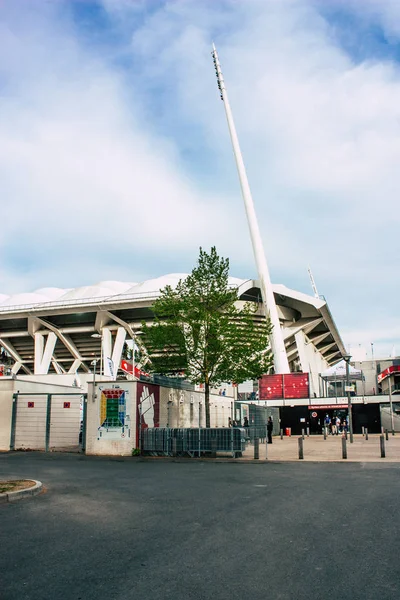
[242, 433, 400, 461]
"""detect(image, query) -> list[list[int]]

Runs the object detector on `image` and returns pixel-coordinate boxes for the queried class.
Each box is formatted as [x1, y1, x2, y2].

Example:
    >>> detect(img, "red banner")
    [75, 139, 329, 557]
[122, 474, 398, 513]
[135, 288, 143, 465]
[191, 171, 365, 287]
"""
[283, 373, 310, 399]
[377, 365, 400, 383]
[259, 374, 283, 399]
[309, 404, 348, 410]
[120, 359, 150, 379]
[259, 373, 310, 400]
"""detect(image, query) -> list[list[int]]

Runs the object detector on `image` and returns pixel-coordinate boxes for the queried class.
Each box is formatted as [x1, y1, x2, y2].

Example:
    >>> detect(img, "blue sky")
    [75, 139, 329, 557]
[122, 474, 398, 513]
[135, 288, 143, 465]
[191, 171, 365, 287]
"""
[0, 0, 400, 359]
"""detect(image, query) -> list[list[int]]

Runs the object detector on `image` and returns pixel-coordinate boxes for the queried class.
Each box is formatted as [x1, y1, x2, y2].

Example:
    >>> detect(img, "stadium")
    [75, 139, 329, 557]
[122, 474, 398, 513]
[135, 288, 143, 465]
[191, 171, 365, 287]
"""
[0, 273, 345, 389]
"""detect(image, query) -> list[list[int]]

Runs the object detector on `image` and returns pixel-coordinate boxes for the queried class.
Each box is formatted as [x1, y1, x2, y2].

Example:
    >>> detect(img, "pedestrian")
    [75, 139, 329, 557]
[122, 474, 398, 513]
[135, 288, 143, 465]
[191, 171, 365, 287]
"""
[335, 416, 340, 435]
[324, 413, 331, 435]
[243, 416, 249, 427]
[267, 416, 273, 444]
[228, 417, 232, 428]
[343, 417, 348, 433]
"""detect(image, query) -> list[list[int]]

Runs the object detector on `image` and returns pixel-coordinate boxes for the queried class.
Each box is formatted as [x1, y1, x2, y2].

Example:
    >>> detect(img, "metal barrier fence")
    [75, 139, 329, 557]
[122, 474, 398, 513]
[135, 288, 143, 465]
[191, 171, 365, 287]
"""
[242, 426, 267, 442]
[141, 427, 246, 457]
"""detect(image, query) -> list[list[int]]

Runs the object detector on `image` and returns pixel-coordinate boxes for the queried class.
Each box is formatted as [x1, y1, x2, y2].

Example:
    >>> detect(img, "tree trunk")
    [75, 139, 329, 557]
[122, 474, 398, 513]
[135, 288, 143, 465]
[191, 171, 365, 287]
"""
[205, 380, 211, 428]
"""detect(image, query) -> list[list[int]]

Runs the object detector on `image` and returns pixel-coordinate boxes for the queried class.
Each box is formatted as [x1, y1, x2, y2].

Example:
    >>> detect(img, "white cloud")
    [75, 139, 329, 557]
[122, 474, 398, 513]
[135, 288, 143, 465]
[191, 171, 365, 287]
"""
[0, 0, 399, 354]
[114, 0, 400, 350]
[0, 1, 239, 289]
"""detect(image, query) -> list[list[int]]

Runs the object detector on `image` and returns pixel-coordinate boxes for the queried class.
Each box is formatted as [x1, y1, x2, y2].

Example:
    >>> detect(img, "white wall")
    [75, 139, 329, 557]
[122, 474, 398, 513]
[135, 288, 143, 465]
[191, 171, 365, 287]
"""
[0, 378, 82, 451]
[49, 394, 81, 451]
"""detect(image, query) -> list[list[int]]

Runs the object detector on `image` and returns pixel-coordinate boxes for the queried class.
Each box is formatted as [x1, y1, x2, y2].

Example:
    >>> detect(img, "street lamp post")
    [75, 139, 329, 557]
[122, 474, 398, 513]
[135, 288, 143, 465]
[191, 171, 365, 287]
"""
[343, 354, 354, 443]
[91, 333, 102, 375]
[91, 358, 98, 403]
[388, 377, 395, 435]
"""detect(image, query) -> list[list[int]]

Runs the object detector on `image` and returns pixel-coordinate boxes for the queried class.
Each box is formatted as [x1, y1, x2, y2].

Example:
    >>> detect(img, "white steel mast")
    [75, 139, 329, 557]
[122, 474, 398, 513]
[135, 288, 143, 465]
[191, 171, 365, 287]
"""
[307, 266, 320, 299]
[211, 44, 289, 373]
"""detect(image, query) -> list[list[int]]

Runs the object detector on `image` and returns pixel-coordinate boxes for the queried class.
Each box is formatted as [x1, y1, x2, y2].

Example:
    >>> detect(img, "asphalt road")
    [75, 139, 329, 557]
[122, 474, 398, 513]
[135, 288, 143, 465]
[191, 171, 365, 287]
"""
[1, 453, 399, 600]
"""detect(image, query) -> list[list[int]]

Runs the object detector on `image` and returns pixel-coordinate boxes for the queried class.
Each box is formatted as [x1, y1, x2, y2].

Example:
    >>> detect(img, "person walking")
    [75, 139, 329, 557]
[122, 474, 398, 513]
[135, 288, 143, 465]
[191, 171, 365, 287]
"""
[324, 413, 331, 435]
[267, 416, 273, 444]
[331, 416, 337, 436]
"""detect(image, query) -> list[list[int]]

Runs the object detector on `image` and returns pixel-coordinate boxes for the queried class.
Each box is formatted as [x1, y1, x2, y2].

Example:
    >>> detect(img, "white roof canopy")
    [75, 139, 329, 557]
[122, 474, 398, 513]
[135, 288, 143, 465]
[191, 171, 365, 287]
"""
[321, 360, 363, 381]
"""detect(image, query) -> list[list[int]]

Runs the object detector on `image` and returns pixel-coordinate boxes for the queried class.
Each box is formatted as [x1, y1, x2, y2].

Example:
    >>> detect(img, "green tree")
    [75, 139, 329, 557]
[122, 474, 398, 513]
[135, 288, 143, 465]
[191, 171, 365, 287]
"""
[142, 247, 273, 427]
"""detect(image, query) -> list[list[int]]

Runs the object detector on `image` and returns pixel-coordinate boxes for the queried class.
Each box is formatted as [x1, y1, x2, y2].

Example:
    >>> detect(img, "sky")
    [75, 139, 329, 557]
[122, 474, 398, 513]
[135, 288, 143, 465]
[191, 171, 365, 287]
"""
[0, 0, 399, 359]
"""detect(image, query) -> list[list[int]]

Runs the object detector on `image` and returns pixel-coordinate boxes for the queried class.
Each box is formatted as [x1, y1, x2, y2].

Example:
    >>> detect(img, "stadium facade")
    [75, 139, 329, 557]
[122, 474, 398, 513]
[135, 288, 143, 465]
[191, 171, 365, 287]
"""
[0, 274, 345, 392]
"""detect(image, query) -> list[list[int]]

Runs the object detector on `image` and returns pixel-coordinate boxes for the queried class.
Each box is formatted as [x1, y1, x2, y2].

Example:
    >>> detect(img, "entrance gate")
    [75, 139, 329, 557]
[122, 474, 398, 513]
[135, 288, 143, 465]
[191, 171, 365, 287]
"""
[10, 393, 88, 452]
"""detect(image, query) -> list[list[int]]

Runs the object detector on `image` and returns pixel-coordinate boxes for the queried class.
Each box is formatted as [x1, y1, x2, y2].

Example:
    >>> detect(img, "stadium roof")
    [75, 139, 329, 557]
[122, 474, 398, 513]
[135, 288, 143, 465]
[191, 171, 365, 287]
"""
[0, 274, 345, 375]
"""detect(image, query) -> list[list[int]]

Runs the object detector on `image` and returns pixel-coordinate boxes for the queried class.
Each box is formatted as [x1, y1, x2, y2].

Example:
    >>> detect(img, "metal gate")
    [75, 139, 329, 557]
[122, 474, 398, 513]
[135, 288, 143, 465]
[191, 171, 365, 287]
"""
[10, 393, 87, 452]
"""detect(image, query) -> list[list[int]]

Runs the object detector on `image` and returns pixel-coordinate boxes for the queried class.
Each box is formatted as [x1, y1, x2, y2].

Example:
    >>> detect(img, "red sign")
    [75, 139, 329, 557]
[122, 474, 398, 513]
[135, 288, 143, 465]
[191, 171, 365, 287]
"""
[309, 404, 348, 410]
[28, 402, 34, 408]
[259, 373, 310, 400]
[259, 374, 283, 399]
[283, 373, 309, 399]
[63, 402, 71, 408]
[377, 365, 400, 383]
[120, 360, 150, 379]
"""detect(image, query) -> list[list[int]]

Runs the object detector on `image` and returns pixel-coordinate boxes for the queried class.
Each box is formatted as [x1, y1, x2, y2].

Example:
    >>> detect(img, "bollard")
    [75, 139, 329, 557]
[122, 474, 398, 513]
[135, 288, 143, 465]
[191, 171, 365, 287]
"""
[306, 427, 310, 438]
[365, 428, 368, 440]
[280, 428, 283, 440]
[380, 435, 385, 458]
[385, 429, 389, 441]
[302, 428, 305, 440]
[342, 436, 347, 459]
[362, 426, 365, 436]
[323, 427, 327, 440]
[254, 437, 259, 460]
[298, 437, 304, 460]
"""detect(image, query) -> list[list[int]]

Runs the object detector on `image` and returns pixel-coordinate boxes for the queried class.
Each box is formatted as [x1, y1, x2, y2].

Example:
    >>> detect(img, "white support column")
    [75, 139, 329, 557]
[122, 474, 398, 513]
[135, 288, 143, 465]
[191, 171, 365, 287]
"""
[102, 328, 112, 377]
[32, 317, 90, 374]
[112, 327, 126, 376]
[68, 358, 81, 374]
[11, 362, 22, 375]
[34, 332, 57, 375]
[102, 327, 126, 378]
[294, 331, 309, 373]
[34, 333, 44, 374]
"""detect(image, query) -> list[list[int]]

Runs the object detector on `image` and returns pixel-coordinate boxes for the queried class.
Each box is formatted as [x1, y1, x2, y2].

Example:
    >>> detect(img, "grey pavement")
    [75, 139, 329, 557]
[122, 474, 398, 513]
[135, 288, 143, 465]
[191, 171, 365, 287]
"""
[1, 452, 400, 600]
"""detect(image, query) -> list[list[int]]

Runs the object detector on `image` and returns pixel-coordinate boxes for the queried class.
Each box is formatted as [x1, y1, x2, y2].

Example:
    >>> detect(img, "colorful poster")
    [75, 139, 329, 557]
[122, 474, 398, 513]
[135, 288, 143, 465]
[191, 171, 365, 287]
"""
[97, 385, 131, 440]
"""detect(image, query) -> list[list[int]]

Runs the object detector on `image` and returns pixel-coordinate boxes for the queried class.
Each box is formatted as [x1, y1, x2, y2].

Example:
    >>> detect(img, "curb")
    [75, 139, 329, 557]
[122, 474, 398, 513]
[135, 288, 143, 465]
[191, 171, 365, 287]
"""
[0, 480, 43, 504]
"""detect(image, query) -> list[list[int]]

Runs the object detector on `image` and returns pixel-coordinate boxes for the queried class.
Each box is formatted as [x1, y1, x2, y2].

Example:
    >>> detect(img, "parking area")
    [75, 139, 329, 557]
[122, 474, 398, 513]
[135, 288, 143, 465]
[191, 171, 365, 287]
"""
[1, 452, 400, 600]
